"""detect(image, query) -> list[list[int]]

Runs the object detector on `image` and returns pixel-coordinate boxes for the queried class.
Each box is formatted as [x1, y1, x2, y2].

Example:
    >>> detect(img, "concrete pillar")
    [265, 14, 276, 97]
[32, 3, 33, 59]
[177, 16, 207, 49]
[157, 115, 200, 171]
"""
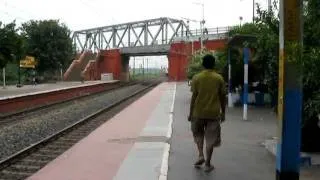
[243, 48, 249, 121]
[228, 48, 233, 107]
[276, 0, 303, 179]
[121, 55, 130, 82]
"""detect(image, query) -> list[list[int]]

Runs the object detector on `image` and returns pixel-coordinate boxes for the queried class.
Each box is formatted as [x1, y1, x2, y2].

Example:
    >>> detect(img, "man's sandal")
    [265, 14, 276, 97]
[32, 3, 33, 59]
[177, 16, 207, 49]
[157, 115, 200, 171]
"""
[194, 158, 205, 168]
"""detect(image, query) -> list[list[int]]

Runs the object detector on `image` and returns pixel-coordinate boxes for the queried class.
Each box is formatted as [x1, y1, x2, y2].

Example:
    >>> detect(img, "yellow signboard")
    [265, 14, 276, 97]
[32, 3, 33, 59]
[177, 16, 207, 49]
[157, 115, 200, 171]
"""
[20, 56, 37, 68]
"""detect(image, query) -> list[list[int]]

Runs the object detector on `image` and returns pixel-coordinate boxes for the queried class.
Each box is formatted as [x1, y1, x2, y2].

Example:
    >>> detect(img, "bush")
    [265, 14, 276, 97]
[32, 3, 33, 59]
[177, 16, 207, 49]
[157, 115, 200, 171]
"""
[186, 49, 226, 80]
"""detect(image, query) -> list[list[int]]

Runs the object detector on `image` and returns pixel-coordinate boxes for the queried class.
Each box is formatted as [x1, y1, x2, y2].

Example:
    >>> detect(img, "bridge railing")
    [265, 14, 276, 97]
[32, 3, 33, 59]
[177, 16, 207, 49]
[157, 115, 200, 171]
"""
[188, 26, 234, 36]
[173, 26, 236, 42]
[116, 40, 175, 47]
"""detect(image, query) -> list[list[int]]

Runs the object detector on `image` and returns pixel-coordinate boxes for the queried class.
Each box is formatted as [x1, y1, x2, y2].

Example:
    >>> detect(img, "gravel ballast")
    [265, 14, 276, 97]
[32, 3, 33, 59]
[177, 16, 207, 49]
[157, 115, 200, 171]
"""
[0, 84, 146, 161]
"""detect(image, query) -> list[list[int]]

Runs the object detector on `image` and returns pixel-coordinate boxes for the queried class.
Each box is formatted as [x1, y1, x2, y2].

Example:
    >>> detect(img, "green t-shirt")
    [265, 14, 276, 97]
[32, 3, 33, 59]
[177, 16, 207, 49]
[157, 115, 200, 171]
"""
[191, 70, 226, 119]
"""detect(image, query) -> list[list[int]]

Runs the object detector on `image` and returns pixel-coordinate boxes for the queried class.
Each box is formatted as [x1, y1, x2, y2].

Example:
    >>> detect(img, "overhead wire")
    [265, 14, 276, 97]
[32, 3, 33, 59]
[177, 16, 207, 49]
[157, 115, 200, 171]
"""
[79, 0, 118, 25]
[0, 0, 37, 23]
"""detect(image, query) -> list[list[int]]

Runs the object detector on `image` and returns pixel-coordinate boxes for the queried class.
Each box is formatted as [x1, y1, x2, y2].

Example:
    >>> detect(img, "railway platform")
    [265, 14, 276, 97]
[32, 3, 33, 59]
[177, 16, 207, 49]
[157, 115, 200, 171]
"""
[0, 80, 119, 115]
[0, 81, 117, 99]
[26, 83, 319, 180]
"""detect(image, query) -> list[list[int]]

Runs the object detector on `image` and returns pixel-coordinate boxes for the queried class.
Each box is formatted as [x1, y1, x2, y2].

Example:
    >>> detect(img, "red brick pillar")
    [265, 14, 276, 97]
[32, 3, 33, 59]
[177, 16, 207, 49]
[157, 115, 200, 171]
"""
[168, 42, 191, 81]
[101, 49, 122, 80]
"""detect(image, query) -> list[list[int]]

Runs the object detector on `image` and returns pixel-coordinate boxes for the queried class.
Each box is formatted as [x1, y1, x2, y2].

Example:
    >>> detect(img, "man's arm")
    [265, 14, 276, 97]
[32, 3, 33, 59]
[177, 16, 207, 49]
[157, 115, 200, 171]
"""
[188, 77, 198, 121]
[219, 80, 227, 122]
[189, 92, 198, 121]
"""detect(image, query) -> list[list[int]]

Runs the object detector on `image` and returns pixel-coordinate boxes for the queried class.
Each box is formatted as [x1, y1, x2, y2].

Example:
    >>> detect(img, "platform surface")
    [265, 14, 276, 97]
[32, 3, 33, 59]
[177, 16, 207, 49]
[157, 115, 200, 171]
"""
[27, 82, 320, 180]
[27, 82, 175, 180]
[167, 83, 320, 180]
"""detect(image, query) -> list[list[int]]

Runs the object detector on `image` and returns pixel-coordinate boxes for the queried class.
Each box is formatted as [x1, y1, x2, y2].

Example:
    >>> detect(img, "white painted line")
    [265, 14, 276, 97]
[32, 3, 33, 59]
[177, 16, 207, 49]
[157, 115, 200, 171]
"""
[166, 114, 173, 139]
[159, 143, 170, 180]
[167, 83, 176, 138]
[160, 82, 176, 180]
[170, 83, 176, 113]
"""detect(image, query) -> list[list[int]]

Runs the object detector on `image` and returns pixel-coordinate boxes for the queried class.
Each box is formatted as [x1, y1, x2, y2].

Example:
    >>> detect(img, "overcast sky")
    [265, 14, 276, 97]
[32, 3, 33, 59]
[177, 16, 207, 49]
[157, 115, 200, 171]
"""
[0, 0, 269, 68]
[0, 0, 269, 31]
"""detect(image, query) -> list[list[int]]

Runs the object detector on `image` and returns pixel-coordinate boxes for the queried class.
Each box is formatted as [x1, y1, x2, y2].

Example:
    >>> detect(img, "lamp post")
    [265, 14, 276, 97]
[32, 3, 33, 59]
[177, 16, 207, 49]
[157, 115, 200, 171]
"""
[240, 0, 255, 23]
[181, 17, 200, 54]
[17, 54, 22, 87]
[133, 56, 135, 78]
[193, 2, 205, 50]
[253, 0, 255, 23]
[268, 0, 272, 12]
[239, 16, 243, 27]
[2, 67, 5, 89]
[58, 63, 63, 81]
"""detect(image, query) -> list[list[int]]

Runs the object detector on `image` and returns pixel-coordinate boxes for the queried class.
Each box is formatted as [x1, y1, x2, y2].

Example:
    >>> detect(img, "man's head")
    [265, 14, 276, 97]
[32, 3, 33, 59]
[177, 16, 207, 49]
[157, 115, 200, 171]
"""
[202, 54, 215, 69]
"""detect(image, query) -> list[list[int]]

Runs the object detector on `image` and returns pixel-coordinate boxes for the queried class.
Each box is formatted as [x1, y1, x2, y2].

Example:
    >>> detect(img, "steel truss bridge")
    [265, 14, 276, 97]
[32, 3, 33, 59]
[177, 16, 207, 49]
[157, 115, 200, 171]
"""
[72, 17, 231, 54]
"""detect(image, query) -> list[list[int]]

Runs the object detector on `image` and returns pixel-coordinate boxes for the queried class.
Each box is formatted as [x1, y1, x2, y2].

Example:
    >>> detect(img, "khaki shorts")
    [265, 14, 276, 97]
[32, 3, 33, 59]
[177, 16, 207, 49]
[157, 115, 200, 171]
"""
[191, 118, 221, 147]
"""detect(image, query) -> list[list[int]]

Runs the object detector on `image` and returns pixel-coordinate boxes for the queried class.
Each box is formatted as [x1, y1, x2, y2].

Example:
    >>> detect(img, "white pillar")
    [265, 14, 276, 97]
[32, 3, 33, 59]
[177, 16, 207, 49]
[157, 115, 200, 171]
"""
[2, 67, 6, 89]
[228, 64, 233, 108]
[60, 68, 63, 81]
[243, 48, 249, 121]
[228, 48, 233, 107]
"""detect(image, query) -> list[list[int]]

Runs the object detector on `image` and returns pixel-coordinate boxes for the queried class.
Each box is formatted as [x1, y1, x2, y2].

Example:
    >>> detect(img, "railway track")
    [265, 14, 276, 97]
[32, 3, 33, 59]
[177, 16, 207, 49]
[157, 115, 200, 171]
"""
[0, 80, 160, 180]
[0, 81, 137, 123]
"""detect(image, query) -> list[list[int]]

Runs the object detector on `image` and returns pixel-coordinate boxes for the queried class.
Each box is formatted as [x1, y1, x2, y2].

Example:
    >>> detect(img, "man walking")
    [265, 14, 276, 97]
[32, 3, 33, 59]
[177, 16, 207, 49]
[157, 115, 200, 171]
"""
[188, 54, 226, 172]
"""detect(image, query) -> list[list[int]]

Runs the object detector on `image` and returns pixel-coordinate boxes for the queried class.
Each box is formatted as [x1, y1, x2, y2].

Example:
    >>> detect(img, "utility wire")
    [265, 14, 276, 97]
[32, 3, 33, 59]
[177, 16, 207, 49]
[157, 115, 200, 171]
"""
[79, 0, 117, 25]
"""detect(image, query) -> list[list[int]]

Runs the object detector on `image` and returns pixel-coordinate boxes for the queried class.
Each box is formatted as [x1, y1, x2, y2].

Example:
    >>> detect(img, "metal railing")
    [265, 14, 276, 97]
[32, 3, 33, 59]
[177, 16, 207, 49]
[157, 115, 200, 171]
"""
[173, 26, 236, 42]
[188, 26, 233, 36]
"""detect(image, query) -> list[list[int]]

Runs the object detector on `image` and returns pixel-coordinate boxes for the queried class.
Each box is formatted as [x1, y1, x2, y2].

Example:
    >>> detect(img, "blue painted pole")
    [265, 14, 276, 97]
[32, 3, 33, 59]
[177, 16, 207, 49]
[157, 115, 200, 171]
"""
[243, 48, 249, 121]
[276, 0, 303, 179]
[228, 48, 233, 107]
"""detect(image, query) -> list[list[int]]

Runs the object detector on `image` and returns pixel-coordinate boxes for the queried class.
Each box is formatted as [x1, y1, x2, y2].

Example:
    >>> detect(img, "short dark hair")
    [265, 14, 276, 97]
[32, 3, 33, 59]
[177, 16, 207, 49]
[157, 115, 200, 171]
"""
[202, 54, 215, 69]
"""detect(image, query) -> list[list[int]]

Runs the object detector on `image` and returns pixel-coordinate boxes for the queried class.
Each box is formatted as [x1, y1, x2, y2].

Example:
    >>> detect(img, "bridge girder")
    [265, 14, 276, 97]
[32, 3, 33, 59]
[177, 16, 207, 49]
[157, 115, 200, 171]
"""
[72, 17, 192, 52]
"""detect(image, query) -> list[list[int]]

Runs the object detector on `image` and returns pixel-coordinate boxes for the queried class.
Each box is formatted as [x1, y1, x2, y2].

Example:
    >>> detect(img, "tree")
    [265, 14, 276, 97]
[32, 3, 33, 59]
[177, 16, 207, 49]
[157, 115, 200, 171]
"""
[224, 0, 320, 151]
[186, 49, 226, 80]
[219, 2, 279, 103]
[0, 21, 24, 68]
[21, 20, 74, 74]
[304, 0, 320, 48]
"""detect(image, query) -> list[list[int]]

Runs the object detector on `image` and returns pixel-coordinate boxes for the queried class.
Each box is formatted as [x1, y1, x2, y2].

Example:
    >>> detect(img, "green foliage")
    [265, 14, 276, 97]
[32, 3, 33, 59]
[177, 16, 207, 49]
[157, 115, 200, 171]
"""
[186, 49, 226, 80]
[302, 48, 320, 126]
[0, 21, 25, 68]
[304, 0, 320, 47]
[21, 20, 74, 74]
[222, 2, 279, 97]
[301, 0, 320, 127]
[0, 62, 30, 85]
[186, 50, 204, 80]
[227, 0, 320, 130]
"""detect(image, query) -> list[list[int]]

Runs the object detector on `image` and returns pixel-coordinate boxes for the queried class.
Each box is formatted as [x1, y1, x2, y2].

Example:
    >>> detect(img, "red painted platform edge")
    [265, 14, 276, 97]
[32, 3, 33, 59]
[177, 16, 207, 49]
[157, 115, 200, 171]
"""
[0, 81, 120, 114]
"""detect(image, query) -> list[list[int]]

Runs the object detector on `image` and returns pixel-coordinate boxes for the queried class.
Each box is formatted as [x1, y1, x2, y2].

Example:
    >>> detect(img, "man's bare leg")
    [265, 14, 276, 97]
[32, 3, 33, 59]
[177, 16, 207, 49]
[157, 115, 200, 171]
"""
[194, 136, 205, 167]
[204, 144, 215, 172]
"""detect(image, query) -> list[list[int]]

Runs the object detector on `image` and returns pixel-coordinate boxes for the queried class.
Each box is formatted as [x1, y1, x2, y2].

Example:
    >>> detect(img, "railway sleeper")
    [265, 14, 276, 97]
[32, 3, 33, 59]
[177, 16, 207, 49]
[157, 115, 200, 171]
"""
[64, 134, 88, 139]
[0, 169, 33, 178]
[28, 154, 57, 161]
[6, 164, 40, 173]
[16, 159, 48, 167]
[35, 149, 65, 156]
[43, 143, 72, 150]
[65, 132, 90, 137]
